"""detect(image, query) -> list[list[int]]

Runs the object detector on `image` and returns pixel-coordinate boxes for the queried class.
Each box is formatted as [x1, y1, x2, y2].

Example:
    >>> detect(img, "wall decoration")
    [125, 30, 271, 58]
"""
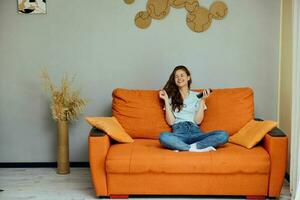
[18, 0, 46, 14]
[135, 11, 152, 29]
[125, 0, 228, 32]
[147, 0, 170, 20]
[124, 0, 135, 4]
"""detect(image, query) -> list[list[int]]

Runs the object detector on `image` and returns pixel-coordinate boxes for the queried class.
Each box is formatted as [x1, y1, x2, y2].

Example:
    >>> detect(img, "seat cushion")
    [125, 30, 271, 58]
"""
[112, 88, 254, 139]
[106, 139, 270, 174]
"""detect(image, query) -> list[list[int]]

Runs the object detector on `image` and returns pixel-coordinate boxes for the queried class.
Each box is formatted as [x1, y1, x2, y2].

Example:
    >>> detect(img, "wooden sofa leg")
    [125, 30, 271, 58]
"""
[246, 196, 265, 200]
[110, 195, 129, 199]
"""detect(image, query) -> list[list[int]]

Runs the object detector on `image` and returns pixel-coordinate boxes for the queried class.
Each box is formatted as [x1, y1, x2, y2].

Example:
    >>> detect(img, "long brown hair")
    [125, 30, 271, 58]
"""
[163, 65, 192, 112]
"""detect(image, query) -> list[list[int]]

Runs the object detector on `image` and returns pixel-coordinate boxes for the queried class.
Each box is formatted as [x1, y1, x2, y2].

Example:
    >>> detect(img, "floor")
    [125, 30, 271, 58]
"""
[0, 168, 291, 200]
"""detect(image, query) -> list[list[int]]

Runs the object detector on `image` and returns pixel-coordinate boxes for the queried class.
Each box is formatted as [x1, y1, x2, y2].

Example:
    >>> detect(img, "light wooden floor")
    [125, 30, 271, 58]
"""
[0, 168, 291, 200]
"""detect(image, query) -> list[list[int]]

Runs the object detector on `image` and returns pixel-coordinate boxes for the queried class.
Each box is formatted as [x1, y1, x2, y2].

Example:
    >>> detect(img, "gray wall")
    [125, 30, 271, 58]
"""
[0, 0, 280, 162]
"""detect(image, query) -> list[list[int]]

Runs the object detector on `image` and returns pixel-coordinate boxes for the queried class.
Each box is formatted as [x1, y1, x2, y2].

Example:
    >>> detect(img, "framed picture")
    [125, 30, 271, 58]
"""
[18, 0, 46, 14]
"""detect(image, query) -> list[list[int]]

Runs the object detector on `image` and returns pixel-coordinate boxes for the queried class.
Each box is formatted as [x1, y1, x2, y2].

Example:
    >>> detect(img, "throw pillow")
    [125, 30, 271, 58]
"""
[229, 119, 277, 149]
[85, 116, 134, 143]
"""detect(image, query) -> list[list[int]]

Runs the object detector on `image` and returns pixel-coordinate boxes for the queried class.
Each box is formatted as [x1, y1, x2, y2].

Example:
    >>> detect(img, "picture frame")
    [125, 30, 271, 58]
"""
[18, 0, 46, 14]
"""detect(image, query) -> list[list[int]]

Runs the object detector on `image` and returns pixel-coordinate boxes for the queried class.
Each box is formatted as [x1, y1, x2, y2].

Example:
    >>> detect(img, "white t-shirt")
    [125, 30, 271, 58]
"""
[172, 91, 207, 124]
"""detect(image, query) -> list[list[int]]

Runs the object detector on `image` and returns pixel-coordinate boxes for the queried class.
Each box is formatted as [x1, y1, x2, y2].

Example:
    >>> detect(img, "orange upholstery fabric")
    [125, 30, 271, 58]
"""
[89, 135, 110, 196]
[85, 117, 134, 143]
[107, 173, 269, 195]
[106, 139, 270, 174]
[88, 87, 287, 198]
[112, 88, 171, 139]
[229, 119, 277, 148]
[262, 134, 288, 197]
[199, 88, 254, 135]
[112, 88, 254, 139]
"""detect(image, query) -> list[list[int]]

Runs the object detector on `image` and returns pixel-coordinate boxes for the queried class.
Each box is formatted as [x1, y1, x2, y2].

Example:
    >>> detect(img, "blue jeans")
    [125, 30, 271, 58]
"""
[159, 121, 229, 151]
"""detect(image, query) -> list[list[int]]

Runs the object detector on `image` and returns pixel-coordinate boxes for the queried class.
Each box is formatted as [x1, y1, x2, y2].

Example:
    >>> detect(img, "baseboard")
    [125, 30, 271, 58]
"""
[0, 162, 89, 168]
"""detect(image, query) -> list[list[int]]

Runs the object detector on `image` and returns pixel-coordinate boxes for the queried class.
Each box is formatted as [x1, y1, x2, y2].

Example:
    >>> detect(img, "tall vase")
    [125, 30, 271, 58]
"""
[57, 120, 70, 174]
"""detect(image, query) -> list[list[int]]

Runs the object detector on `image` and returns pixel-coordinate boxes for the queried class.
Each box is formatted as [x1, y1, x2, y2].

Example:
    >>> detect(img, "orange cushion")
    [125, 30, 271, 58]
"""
[198, 87, 254, 135]
[85, 116, 134, 143]
[229, 119, 277, 149]
[112, 88, 171, 139]
[106, 139, 270, 174]
[112, 88, 254, 139]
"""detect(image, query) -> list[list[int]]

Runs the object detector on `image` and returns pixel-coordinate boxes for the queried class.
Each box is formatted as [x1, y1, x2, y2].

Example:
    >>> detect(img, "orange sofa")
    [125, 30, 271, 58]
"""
[88, 88, 288, 198]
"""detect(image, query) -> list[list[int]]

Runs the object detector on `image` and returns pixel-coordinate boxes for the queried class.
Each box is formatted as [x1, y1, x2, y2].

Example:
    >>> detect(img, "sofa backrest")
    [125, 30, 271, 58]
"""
[112, 88, 254, 139]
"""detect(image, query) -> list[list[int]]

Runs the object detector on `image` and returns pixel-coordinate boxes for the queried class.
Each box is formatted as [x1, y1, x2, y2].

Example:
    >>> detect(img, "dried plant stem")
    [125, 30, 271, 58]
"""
[41, 69, 87, 121]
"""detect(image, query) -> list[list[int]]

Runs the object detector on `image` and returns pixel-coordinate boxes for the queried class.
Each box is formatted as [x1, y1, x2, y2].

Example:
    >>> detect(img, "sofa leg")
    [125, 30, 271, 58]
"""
[110, 195, 129, 199]
[246, 196, 265, 200]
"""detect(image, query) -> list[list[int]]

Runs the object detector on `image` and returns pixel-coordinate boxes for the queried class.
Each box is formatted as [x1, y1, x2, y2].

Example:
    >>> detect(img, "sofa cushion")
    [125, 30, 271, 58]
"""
[229, 119, 277, 149]
[199, 87, 254, 135]
[85, 116, 134, 143]
[106, 139, 270, 174]
[112, 88, 171, 139]
[112, 88, 254, 139]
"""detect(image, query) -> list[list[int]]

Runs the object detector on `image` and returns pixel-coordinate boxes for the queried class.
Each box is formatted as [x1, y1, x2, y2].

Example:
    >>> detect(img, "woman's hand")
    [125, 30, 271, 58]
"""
[202, 89, 211, 100]
[159, 90, 169, 102]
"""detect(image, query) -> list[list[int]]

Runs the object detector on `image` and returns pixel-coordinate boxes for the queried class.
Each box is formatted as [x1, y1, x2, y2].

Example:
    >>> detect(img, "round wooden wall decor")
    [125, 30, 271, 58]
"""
[185, 0, 199, 12]
[186, 6, 212, 32]
[146, 0, 170, 20]
[125, 0, 228, 32]
[123, 0, 135, 5]
[210, 1, 228, 20]
[169, 0, 186, 8]
[135, 11, 152, 29]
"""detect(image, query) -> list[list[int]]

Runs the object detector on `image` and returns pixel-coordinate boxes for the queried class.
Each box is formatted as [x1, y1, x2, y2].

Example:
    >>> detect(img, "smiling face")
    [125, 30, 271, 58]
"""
[174, 69, 191, 88]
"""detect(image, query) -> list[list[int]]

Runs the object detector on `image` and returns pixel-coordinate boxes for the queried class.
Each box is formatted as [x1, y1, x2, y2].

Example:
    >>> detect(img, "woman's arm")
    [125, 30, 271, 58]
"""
[164, 100, 176, 126]
[194, 89, 210, 125]
[194, 100, 206, 125]
[159, 90, 175, 126]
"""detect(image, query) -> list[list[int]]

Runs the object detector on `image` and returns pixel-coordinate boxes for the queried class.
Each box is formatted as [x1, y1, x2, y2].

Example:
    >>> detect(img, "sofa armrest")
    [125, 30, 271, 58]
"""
[89, 127, 110, 197]
[268, 127, 286, 137]
[262, 128, 288, 197]
[89, 126, 106, 137]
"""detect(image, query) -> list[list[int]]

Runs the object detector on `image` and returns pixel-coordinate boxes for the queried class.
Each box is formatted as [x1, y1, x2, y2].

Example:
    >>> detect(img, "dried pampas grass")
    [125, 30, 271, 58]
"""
[41, 69, 87, 121]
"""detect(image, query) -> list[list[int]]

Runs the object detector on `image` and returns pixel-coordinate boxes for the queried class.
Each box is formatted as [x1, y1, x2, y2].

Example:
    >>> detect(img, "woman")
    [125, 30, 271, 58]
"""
[159, 65, 228, 152]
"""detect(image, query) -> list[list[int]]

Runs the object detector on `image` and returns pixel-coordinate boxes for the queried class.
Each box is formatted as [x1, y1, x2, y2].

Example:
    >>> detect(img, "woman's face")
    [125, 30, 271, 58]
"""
[174, 69, 190, 88]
